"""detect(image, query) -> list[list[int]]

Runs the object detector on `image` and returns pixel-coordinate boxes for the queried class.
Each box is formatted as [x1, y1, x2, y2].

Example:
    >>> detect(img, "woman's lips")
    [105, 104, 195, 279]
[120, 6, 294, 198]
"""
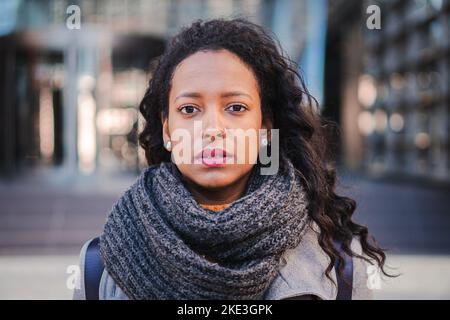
[198, 148, 232, 167]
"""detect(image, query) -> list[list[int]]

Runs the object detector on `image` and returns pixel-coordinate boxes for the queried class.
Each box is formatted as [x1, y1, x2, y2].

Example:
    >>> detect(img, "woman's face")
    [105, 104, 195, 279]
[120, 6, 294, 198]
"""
[163, 49, 269, 190]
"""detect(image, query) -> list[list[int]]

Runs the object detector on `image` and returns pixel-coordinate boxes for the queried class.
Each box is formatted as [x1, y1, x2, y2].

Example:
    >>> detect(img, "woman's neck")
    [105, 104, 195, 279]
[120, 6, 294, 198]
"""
[180, 169, 254, 206]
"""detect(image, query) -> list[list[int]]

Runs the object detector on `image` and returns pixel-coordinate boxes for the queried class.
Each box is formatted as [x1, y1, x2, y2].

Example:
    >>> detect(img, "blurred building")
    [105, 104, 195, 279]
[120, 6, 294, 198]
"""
[325, 0, 450, 183]
[0, 0, 169, 178]
[0, 0, 327, 179]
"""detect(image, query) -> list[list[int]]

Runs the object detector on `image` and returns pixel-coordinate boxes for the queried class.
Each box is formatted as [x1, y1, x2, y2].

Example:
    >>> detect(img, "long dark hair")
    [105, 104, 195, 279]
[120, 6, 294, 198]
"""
[138, 18, 394, 286]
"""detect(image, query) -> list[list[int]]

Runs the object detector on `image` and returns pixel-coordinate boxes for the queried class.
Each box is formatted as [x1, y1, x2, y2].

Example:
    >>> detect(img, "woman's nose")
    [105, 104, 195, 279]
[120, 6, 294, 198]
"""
[203, 128, 226, 142]
[202, 110, 227, 142]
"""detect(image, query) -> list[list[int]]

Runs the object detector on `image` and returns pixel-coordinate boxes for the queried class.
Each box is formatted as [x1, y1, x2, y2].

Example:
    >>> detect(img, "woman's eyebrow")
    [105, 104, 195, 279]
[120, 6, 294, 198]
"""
[175, 91, 253, 102]
[175, 92, 202, 102]
[220, 91, 253, 101]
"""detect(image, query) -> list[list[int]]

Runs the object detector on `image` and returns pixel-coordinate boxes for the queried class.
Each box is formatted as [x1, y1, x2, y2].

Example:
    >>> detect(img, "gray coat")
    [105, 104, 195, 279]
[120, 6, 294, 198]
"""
[72, 221, 374, 300]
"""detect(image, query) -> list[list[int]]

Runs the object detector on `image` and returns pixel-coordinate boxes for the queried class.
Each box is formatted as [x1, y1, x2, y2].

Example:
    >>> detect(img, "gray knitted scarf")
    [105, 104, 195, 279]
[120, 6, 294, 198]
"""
[99, 156, 311, 300]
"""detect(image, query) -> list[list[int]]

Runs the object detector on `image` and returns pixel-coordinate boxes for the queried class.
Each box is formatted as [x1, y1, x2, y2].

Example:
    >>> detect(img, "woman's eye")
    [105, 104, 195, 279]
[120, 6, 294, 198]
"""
[179, 105, 199, 114]
[226, 104, 247, 112]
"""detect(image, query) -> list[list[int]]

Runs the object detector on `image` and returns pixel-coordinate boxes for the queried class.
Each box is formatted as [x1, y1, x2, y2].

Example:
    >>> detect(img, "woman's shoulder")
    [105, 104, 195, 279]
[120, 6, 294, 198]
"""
[265, 221, 375, 300]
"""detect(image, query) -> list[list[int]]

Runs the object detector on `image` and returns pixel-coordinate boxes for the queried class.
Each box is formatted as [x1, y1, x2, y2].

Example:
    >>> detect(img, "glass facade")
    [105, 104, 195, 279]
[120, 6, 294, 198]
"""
[363, 0, 450, 181]
[328, 0, 450, 182]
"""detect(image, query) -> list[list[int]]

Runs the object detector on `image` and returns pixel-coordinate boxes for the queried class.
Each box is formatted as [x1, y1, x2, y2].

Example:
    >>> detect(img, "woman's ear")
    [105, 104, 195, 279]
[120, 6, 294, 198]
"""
[161, 113, 171, 147]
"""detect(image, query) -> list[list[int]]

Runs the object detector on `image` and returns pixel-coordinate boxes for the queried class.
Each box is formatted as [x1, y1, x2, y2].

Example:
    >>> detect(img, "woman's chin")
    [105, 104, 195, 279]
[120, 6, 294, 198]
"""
[176, 163, 254, 190]
[192, 170, 236, 189]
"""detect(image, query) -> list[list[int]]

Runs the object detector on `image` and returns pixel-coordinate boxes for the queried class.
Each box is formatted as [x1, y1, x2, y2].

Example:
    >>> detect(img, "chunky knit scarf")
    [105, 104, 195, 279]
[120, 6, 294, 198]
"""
[99, 156, 311, 300]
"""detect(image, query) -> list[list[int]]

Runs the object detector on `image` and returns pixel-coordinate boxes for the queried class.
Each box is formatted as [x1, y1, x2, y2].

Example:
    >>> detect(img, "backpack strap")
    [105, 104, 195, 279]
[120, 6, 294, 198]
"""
[333, 239, 353, 300]
[84, 236, 105, 300]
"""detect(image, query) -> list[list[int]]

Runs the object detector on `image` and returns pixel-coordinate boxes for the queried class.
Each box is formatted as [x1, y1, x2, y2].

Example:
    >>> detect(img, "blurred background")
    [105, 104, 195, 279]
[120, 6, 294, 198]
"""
[0, 0, 449, 299]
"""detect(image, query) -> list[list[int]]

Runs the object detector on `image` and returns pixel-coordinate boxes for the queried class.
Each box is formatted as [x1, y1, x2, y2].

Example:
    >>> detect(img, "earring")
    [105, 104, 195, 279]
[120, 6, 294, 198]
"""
[261, 132, 269, 146]
[165, 140, 172, 151]
[261, 137, 268, 146]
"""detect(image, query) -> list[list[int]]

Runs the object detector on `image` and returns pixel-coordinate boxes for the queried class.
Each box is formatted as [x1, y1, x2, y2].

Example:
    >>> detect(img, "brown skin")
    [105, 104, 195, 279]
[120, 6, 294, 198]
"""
[162, 49, 271, 206]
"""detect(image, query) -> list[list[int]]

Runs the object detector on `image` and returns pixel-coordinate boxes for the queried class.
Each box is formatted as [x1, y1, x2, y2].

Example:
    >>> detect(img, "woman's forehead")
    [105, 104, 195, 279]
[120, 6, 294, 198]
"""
[170, 50, 259, 96]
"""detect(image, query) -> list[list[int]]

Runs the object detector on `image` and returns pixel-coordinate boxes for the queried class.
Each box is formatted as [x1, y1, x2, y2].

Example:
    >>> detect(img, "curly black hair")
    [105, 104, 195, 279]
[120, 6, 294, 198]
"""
[138, 18, 394, 287]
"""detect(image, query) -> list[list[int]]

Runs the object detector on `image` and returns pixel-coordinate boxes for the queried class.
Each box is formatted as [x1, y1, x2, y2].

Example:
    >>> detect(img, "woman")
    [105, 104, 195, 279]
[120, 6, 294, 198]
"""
[73, 18, 391, 300]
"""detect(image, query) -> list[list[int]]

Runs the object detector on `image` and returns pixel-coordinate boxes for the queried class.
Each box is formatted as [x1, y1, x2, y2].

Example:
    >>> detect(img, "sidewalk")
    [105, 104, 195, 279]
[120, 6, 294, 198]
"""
[0, 170, 136, 255]
[372, 254, 450, 300]
[0, 255, 78, 299]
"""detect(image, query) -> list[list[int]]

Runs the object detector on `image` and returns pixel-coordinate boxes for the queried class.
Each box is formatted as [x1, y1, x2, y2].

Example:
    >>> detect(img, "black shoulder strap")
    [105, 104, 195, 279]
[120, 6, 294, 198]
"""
[333, 239, 353, 300]
[84, 237, 105, 300]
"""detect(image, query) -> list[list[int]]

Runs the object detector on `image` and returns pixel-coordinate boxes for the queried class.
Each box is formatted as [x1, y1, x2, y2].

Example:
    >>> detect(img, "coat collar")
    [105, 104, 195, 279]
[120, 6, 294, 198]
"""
[264, 221, 338, 300]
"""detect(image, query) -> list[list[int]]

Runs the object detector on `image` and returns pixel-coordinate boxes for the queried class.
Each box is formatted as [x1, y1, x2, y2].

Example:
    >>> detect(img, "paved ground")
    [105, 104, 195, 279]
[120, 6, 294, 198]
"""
[372, 254, 450, 300]
[0, 170, 136, 255]
[0, 255, 78, 300]
[336, 171, 450, 255]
